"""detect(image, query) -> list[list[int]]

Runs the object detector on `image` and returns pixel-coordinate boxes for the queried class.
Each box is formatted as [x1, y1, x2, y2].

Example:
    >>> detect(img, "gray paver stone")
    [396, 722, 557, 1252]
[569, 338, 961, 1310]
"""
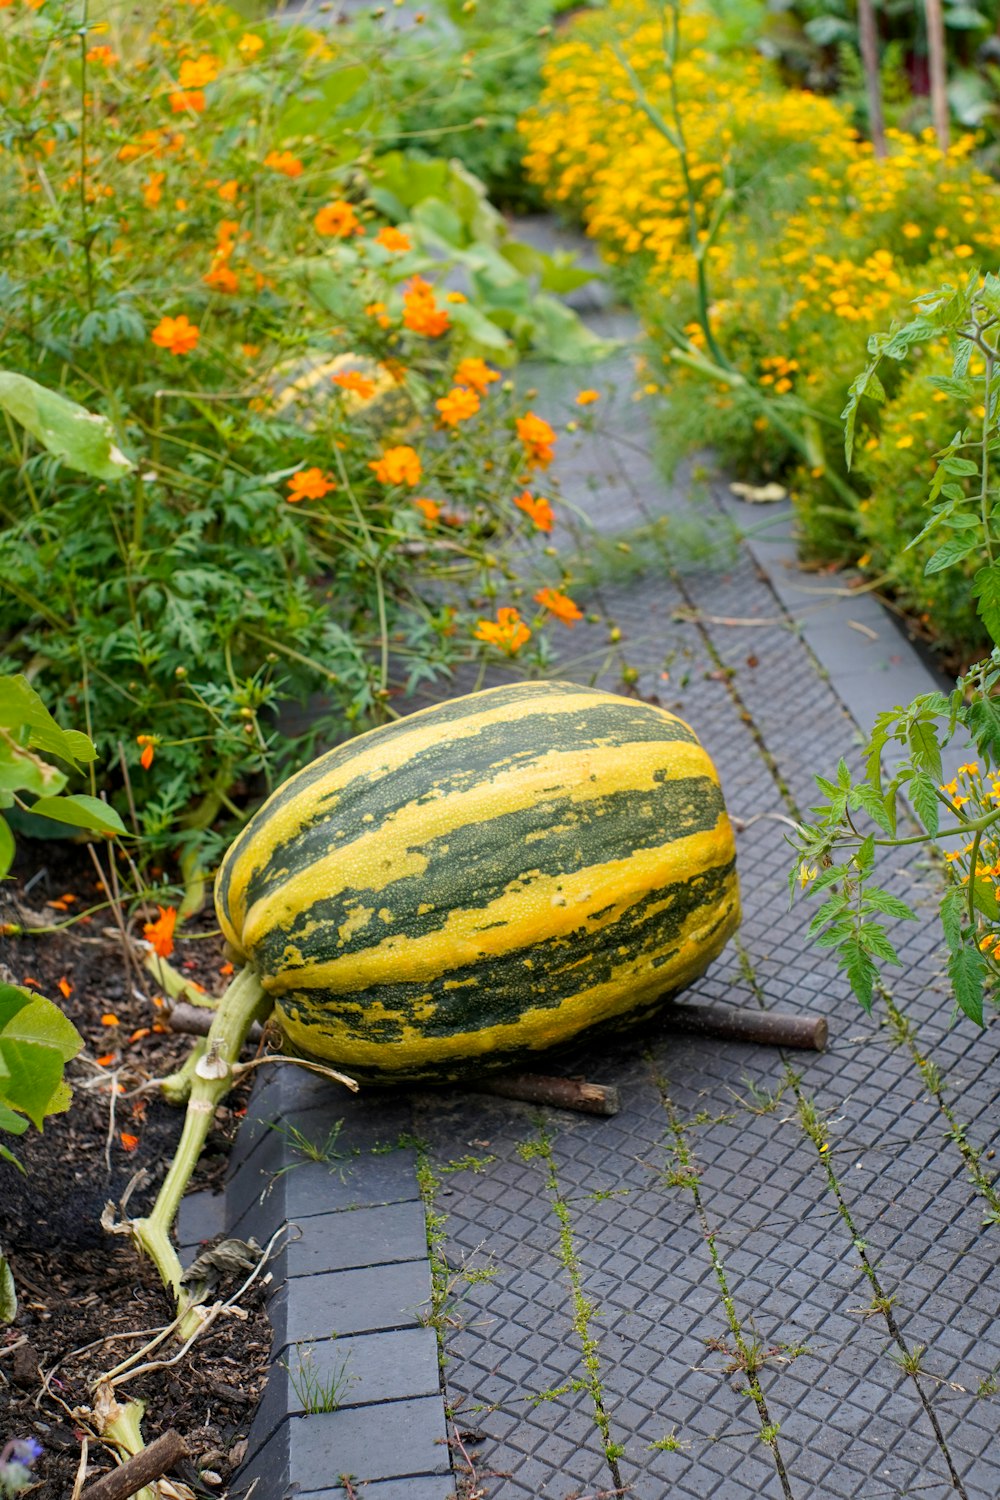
[227, 1148, 421, 1243]
[267, 1201, 429, 1290]
[294, 1482, 455, 1500]
[269, 1260, 432, 1349]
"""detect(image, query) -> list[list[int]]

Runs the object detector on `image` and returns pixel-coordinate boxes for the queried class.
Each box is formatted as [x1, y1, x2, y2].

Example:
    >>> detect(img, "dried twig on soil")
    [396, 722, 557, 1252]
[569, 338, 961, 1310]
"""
[79, 1427, 188, 1500]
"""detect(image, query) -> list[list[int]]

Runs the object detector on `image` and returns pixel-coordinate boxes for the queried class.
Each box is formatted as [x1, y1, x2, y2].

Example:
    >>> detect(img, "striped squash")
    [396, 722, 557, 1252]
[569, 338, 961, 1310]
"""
[215, 681, 740, 1083]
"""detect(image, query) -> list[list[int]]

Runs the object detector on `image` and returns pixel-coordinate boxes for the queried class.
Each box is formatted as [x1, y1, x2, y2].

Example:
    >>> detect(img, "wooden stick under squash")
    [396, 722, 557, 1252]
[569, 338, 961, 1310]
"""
[166, 1000, 263, 1044]
[80, 1430, 188, 1500]
[475, 1074, 621, 1116]
[661, 1002, 827, 1051]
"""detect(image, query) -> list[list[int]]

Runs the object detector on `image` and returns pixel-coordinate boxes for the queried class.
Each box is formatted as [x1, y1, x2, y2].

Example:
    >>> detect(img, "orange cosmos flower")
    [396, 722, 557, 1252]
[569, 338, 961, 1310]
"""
[203, 262, 238, 293]
[178, 54, 219, 89]
[287, 467, 335, 502]
[414, 498, 442, 523]
[169, 89, 205, 114]
[516, 411, 557, 469]
[151, 314, 199, 355]
[365, 300, 391, 329]
[436, 387, 480, 427]
[370, 446, 422, 486]
[402, 276, 450, 338]
[454, 357, 500, 394]
[136, 733, 156, 769]
[86, 45, 118, 65]
[535, 587, 583, 627]
[374, 225, 411, 253]
[237, 33, 265, 60]
[143, 905, 177, 959]
[264, 149, 303, 178]
[514, 490, 554, 533]
[142, 171, 165, 208]
[474, 607, 531, 656]
[217, 178, 239, 203]
[315, 200, 363, 237]
[332, 370, 377, 400]
[575, 389, 600, 406]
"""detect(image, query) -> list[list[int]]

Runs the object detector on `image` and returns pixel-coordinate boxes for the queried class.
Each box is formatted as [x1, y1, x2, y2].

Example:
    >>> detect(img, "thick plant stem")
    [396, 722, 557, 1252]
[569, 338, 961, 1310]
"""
[130, 966, 272, 1320]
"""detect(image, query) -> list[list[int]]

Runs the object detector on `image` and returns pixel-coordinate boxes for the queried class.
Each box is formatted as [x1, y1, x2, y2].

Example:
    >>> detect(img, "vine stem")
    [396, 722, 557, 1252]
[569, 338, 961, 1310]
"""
[129, 965, 273, 1334]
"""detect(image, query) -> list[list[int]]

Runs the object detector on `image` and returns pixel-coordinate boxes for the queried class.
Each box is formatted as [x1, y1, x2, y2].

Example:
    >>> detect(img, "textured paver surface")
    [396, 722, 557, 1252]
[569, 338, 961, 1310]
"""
[230, 226, 1000, 1499]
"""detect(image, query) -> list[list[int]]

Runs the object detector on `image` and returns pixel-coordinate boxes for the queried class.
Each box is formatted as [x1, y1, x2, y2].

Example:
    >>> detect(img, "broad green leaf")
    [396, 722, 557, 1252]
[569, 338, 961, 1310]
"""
[0, 741, 66, 798]
[446, 299, 513, 356]
[1, 991, 83, 1063]
[849, 782, 893, 833]
[948, 944, 985, 1025]
[909, 771, 940, 834]
[940, 887, 965, 949]
[839, 937, 877, 1012]
[973, 566, 1000, 647]
[0, 1101, 28, 1136]
[857, 923, 901, 964]
[521, 294, 620, 364]
[0, 986, 33, 1031]
[925, 535, 978, 574]
[500, 240, 597, 295]
[0, 675, 94, 767]
[907, 719, 943, 781]
[28, 794, 126, 837]
[0, 1039, 68, 1130]
[971, 877, 1000, 921]
[966, 692, 1000, 758]
[863, 887, 918, 921]
[0, 371, 132, 482]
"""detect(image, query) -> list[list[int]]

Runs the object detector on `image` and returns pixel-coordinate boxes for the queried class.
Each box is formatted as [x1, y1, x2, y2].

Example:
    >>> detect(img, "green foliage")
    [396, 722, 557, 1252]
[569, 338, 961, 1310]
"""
[0, 982, 82, 1160]
[0, 1, 604, 879]
[794, 274, 1000, 1024]
[0, 673, 125, 876]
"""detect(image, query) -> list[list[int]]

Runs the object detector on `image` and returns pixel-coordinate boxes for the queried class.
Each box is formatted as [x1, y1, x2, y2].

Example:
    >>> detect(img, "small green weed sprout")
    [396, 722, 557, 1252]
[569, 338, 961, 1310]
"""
[283, 1344, 355, 1414]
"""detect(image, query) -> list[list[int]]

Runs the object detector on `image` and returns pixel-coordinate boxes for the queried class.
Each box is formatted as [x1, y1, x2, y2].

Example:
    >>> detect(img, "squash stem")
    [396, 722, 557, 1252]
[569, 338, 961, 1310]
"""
[130, 966, 272, 1317]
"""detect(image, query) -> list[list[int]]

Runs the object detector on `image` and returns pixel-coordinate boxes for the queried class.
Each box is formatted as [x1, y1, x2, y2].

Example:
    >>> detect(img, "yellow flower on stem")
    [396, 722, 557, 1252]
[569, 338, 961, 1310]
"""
[287, 467, 335, 503]
[315, 200, 363, 237]
[374, 226, 412, 253]
[370, 446, 422, 486]
[263, 149, 303, 178]
[514, 491, 554, 533]
[474, 607, 531, 656]
[436, 387, 480, 426]
[454, 357, 500, 394]
[535, 587, 583, 626]
[144, 905, 177, 959]
[151, 314, 199, 355]
[516, 411, 557, 469]
[237, 33, 265, 60]
[332, 370, 377, 400]
[575, 389, 600, 406]
[178, 55, 219, 89]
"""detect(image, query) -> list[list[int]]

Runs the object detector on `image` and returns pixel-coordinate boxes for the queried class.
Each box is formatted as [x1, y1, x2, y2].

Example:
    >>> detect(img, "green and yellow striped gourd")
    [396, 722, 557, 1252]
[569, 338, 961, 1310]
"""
[215, 681, 740, 1083]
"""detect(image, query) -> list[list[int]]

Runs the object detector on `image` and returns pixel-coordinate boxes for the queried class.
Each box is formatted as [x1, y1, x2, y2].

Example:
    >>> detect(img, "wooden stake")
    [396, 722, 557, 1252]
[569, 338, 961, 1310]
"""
[661, 1002, 827, 1051]
[80, 1430, 188, 1500]
[925, 0, 950, 151]
[858, 0, 886, 159]
[167, 1000, 263, 1044]
[475, 1074, 620, 1116]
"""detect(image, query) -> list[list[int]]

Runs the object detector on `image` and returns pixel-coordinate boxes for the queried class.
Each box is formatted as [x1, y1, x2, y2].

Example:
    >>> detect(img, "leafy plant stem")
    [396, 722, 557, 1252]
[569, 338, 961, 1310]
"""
[130, 964, 273, 1326]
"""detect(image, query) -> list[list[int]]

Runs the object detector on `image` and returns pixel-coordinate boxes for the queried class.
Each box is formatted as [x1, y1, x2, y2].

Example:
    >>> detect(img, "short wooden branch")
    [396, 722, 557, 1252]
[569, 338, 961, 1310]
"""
[80, 1430, 188, 1500]
[475, 1073, 620, 1115]
[167, 1000, 263, 1044]
[662, 1002, 827, 1051]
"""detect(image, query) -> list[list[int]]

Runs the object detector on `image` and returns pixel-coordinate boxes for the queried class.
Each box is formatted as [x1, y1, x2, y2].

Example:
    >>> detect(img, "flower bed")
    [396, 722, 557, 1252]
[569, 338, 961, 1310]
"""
[520, 0, 1000, 661]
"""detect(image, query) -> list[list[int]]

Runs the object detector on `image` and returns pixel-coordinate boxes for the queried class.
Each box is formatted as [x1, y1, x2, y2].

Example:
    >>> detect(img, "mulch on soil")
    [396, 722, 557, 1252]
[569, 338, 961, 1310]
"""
[1, 846, 270, 1498]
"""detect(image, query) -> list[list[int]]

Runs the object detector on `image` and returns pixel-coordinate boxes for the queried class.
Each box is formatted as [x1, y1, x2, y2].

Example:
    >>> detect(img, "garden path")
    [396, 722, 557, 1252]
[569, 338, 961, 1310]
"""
[228, 223, 1000, 1500]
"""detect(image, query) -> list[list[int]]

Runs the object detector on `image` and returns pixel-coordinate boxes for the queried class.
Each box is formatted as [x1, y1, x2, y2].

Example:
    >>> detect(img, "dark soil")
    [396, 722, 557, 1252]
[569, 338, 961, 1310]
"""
[0, 846, 269, 1497]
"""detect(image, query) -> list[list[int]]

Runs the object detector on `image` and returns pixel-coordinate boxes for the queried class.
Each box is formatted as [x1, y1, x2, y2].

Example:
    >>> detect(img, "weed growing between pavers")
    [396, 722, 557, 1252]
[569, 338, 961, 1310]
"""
[880, 988, 1000, 1225]
[281, 1344, 356, 1414]
[649, 1062, 798, 1499]
[790, 1083, 972, 1500]
[517, 1125, 628, 1490]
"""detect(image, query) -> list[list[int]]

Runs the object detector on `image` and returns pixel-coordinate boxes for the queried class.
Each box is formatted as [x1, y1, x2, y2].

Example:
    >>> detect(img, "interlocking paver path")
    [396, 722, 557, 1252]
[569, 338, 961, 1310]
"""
[233, 224, 1000, 1500]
